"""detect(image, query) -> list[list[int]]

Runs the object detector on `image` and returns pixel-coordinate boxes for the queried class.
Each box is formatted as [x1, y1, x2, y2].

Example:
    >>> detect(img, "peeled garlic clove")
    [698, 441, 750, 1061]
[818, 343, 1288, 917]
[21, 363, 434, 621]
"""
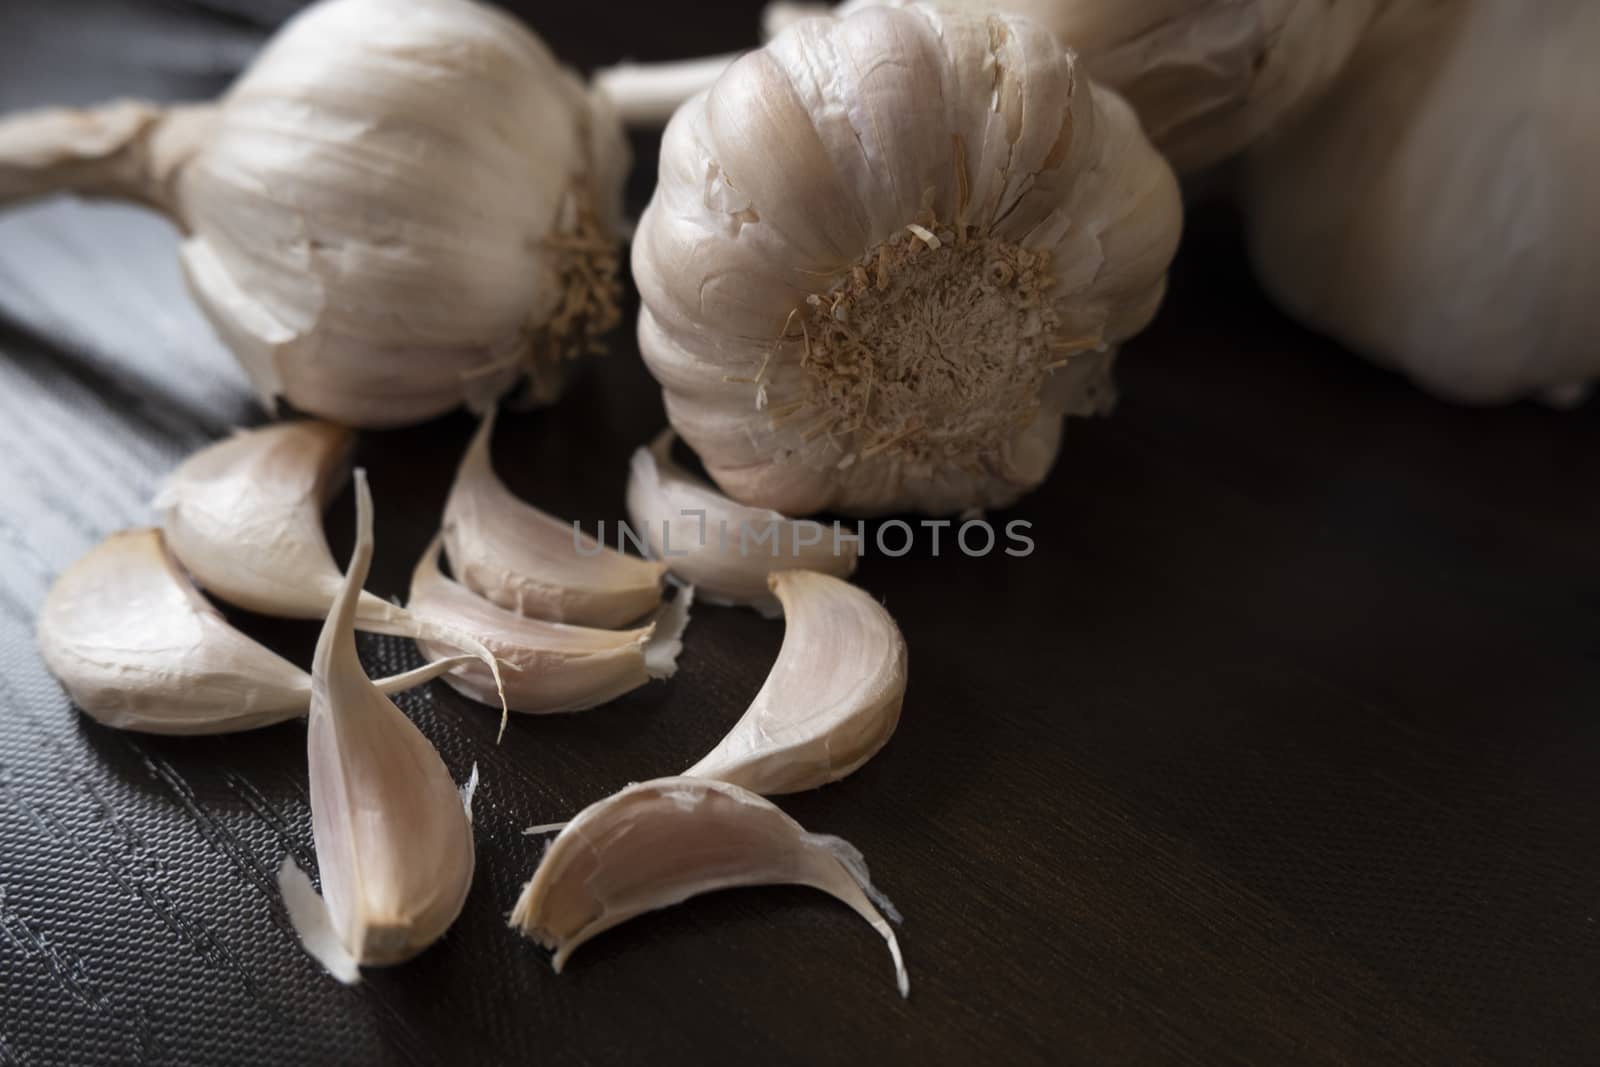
[442, 408, 666, 627]
[625, 429, 858, 616]
[511, 776, 908, 996]
[408, 537, 689, 714]
[632, 5, 1182, 516]
[686, 571, 904, 794]
[34, 528, 472, 735]
[1243, 0, 1600, 405]
[0, 0, 628, 426]
[295, 469, 475, 973]
[157, 420, 506, 707]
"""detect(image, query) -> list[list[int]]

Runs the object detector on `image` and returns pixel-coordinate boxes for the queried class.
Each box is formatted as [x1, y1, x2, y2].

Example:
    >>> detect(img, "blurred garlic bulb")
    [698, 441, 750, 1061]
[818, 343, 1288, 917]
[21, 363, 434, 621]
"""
[1244, 0, 1600, 405]
[604, 0, 1380, 172]
[35, 528, 469, 735]
[289, 470, 475, 976]
[632, 5, 1182, 516]
[0, 0, 627, 426]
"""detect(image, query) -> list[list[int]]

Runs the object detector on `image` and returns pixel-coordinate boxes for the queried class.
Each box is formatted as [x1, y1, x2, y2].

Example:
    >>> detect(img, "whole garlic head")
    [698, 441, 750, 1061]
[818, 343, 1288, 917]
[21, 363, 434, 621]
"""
[1244, 0, 1600, 405]
[0, 0, 628, 426]
[809, 0, 1383, 173]
[632, 4, 1182, 516]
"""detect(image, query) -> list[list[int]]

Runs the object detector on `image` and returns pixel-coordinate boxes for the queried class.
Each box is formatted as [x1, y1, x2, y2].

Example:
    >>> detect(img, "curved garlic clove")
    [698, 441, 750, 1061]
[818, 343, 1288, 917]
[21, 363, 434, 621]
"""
[0, 0, 628, 426]
[625, 429, 858, 616]
[631, 5, 1182, 517]
[157, 420, 507, 708]
[408, 537, 690, 714]
[295, 469, 476, 973]
[34, 528, 473, 735]
[442, 408, 666, 627]
[510, 776, 908, 996]
[1243, 0, 1600, 405]
[686, 571, 904, 794]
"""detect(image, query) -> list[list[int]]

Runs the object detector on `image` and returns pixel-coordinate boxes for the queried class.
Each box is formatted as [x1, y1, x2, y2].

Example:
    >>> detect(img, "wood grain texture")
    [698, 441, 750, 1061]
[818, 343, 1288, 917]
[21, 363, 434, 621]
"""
[0, 2, 1596, 1064]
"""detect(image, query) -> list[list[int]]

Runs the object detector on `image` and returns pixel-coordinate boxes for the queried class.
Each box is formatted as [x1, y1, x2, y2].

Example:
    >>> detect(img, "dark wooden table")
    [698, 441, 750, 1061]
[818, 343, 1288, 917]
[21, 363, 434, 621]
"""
[0, 2, 1596, 1064]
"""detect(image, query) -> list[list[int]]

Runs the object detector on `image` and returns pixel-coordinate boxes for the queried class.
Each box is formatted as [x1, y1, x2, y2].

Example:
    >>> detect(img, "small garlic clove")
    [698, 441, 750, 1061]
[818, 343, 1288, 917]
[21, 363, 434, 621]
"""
[510, 776, 908, 997]
[34, 528, 472, 735]
[296, 469, 476, 973]
[442, 408, 667, 627]
[625, 429, 859, 616]
[686, 570, 905, 794]
[408, 536, 691, 714]
[156, 419, 507, 711]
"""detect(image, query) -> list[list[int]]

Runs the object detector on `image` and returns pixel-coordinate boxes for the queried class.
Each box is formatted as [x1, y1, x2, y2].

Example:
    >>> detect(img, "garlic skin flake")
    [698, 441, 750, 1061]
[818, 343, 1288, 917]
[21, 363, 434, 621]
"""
[511, 776, 908, 996]
[632, 5, 1182, 516]
[409, 537, 690, 715]
[687, 571, 905, 794]
[443, 410, 666, 628]
[0, 0, 628, 426]
[35, 528, 467, 735]
[156, 420, 504, 706]
[626, 430, 859, 615]
[1244, 0, 1600, 406]
[300, 470, 475, 971]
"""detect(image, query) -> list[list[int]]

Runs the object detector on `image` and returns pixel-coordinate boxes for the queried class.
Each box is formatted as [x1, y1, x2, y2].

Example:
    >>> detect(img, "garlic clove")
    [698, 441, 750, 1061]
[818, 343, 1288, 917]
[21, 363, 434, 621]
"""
[297, 469, 476, 973]
[34, 528, 474, 735]
[626, 429, 859, 616]
[442, 408, 666, 627]
[510, 776, 908, 996]
[408, 536, 690, 714]
[156, 419, 507, 710]
[686, 570, 904, 794]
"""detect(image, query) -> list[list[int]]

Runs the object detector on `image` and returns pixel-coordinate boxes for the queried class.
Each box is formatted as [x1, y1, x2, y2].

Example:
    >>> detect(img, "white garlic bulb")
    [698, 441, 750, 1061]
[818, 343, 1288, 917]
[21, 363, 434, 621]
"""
[632, 5, 1182, 516]
[0, 0, 627, 426]
[605, 0, 1381, 172]
[1244, 0, 1600, 406]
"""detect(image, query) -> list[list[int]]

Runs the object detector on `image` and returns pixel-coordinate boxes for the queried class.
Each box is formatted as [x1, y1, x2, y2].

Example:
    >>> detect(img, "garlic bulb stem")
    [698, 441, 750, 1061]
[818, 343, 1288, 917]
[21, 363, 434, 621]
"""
[0, 101, 215, 216]
[594, 53, 745, 126]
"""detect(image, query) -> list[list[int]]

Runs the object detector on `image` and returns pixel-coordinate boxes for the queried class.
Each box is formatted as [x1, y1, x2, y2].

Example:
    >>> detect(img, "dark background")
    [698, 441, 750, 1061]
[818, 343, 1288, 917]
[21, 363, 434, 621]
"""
[0, 2, 1597, 1064]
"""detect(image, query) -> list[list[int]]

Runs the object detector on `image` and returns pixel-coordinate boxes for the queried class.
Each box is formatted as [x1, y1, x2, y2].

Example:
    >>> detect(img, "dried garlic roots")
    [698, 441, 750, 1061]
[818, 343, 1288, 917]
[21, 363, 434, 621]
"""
[0, 0, 628, 425]
[626, 430, 859, 616]
[511, 777, 908, 996]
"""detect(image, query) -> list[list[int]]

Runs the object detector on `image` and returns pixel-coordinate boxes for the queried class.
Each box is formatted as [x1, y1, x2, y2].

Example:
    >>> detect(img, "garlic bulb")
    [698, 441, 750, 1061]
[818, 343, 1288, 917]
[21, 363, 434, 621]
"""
[1244, 0, 1600, 406]
[511, 776, 908, 996]
[291, 470, 475, 976]
[632, 4, 1182, 516]
[686, 571, 905, 794]
[35, 528, 469, 735]
[0, 0, 627, 425]
[625, 430, 859, 615]
[156, 420, 505, 707]
[409, 537, 691, 714]
[442, 410, 666, 627]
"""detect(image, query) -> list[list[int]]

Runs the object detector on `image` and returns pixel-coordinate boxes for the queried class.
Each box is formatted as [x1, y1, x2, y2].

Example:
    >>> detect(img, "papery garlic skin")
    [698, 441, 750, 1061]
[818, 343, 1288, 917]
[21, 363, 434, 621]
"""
[772, 0, 1382, 173]
[36, 528, 471, 734]
[410, 537, 688, 714]
[626, 430, 859, 615]
[442, 410, 666, 628]
[307, 470, 474, 968]
[0, 0, 628, 426]
[686, 571, 905, 794]
[633, 5, 1181, 516]
[511, 776, 908, 996]
[1244, 0, 1600, 405]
